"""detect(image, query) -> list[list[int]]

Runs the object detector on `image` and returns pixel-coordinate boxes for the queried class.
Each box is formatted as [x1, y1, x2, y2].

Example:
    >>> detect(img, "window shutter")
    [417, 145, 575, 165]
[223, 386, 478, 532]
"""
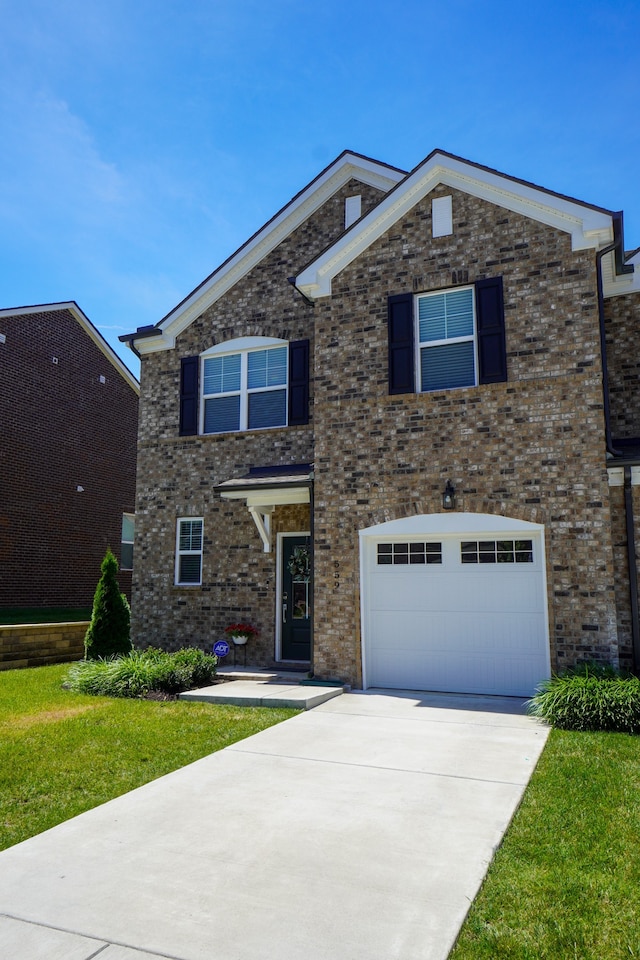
[179, 356, 199, 436]
[476, 277, 507, 384]
[388, 294, 415, 395]
[288, 339, 309, 425]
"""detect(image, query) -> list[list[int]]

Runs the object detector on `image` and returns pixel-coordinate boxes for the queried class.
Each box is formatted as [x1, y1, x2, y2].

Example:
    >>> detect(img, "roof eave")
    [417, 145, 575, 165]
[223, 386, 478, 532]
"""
[296, 151, 617, 301]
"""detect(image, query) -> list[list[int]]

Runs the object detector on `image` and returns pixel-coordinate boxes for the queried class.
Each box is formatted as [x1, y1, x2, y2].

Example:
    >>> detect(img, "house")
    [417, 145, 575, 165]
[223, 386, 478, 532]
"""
[0, 302, 139, 609]
[121, 150, 640, 696]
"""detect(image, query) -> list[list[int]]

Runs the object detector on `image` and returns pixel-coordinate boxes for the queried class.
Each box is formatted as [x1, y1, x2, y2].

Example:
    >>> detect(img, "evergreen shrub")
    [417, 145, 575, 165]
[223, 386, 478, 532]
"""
[84, 549, 132, 660]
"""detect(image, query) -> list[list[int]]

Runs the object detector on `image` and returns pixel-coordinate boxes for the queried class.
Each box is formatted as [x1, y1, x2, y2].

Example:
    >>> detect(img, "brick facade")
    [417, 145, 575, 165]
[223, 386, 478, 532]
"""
[605, 291, 640, 440]
[0, 305, 138, 608]
[129, 153, 640, 687]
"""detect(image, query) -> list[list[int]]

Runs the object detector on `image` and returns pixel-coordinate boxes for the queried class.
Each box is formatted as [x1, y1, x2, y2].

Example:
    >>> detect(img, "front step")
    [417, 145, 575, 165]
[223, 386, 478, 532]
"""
[180, 675, 346, 710]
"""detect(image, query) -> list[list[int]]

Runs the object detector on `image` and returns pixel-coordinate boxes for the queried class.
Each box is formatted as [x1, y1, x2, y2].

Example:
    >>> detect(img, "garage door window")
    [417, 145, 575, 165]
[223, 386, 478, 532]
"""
[461, 539, 533, 564]
[377, 542, 442, 565]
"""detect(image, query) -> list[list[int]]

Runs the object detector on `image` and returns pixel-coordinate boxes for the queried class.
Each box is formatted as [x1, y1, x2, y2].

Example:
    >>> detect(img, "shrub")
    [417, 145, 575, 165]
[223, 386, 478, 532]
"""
[84, 549, 132, 660]
[527, 662, 640, 732]
[67, 647, 218, 698]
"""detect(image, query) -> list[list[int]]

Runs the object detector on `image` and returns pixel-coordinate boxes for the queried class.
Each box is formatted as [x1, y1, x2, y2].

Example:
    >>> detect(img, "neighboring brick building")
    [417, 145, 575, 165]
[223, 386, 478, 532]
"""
[0, 302, 139, 608]
[122, 150, 640, 695]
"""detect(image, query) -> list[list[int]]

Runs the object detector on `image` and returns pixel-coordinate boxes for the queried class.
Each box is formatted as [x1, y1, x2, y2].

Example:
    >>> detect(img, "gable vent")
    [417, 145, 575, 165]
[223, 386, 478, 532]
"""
[432, 196, 453, 238]
[345, 195, 362, 229]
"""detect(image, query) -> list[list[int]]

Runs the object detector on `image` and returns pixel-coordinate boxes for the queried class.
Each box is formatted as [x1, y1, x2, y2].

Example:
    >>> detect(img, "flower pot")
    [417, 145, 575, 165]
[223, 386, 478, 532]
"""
[232, 635, 249, 645]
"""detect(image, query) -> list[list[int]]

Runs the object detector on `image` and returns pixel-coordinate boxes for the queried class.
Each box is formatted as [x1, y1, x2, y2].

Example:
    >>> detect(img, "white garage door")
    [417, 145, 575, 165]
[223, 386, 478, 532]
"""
[361, 514, 550, 697]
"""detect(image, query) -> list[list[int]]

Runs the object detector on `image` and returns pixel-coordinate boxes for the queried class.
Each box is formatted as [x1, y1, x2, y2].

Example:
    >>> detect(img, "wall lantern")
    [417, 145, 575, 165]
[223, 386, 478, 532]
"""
[442, 480, 456, 511]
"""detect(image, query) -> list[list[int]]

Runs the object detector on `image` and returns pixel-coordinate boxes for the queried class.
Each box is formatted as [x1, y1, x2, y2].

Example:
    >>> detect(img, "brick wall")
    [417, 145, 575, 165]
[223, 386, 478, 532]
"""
[605, 291, 640, 439]
[132, 177, 627, 685]
[0, 621, 88, 670]
[0, 308, 138, 607]
[131, 179, 384, 653]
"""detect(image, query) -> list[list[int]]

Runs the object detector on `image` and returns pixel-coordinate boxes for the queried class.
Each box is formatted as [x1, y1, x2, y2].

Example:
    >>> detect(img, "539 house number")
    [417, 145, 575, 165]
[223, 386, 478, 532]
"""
[333, 560, 340, 592]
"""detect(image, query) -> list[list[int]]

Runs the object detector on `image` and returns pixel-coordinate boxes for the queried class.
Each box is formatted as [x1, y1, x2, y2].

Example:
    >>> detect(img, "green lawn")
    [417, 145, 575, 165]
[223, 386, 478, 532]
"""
[0, 663, 298, 851]
[3, 667, 639, 957]
[451, 728, 640, 960]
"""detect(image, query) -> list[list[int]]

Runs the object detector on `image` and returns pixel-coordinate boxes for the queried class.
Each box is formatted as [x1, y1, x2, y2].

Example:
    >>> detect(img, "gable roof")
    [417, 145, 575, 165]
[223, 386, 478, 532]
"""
[295, 149, 638, 301]
[122, 151, 406, 355]
[0, 301, 139, 393]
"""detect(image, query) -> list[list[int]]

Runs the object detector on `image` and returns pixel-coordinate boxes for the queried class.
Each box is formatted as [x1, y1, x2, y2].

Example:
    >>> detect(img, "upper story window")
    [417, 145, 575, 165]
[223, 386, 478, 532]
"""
[179, 337, 309, 437]
[417, 287, 476, 392]
[202, 342, 288, 433]
[387, 277, 506, 396]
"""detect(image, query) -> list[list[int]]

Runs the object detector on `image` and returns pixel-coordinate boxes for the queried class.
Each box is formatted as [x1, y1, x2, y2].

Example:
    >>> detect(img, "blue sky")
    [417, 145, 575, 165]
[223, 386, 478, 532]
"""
[1, 0, 638, 380]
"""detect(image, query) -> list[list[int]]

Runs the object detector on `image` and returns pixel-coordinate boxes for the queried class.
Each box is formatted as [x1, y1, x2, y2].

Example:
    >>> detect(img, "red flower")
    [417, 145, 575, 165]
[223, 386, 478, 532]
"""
[224, 623, 259, 638]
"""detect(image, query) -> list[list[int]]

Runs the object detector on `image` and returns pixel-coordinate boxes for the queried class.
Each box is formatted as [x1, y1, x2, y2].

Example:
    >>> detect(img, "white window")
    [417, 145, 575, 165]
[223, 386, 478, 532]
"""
[176, 518, 204, 585]
[121, 514, 135, 571]
[201, 338, 288, 434]
[416, 287, 477, 392]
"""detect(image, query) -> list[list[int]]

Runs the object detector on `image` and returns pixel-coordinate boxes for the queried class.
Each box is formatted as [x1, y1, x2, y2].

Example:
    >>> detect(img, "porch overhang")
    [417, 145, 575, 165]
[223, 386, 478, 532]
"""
[215, 464, 313, 553]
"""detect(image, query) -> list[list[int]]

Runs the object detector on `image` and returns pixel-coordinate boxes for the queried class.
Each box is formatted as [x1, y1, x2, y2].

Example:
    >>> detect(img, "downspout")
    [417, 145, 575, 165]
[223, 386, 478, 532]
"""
[624, 467, 640, 674]
[596, 237, 619, 457]
[598, 213, 640, 670]
[596, 213, 632, 457]
[120, 335, 142, 360]
[287, 276, 315, 306]
[308, 472, 315, 677]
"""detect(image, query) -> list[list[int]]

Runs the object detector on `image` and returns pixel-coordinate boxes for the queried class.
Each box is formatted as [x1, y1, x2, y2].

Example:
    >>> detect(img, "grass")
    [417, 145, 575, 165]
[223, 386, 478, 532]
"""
[0, 663, 299, 852]
[0, 607, 91, 625]
[450, 728, 640, 960]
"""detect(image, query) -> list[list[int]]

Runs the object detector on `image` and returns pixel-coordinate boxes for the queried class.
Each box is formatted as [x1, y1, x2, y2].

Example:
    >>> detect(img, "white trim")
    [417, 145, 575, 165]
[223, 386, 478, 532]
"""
[219, 486, 310, 506]
[608, 466, 640, 486]
[359, 512, 544, 537]
[415, 285, 478, 391]
[275, 531, 311, 662]
[248, 506, 274, 553]
[120, 512, 135, 572]
[201, 336, 287, 357]
[432, 195, 453, 238]
[175, 517, 204, 586]
[359, 512, 550, 692]
[200, 342, 288, 435]
[345, 195, 362, 229]
[136, 154, 405, 354]
[603, 248, 640, 299]
[0, 302, 139, 393]
[296, 152, 615, 300]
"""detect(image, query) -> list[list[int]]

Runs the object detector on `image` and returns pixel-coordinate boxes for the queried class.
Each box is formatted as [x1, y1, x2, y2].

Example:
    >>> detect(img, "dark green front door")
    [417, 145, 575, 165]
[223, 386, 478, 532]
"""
[281, 535, 311, 661]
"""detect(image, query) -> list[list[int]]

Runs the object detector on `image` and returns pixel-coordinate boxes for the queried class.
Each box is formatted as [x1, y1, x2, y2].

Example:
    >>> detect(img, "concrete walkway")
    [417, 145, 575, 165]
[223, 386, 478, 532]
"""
[0, 688, 548, 960]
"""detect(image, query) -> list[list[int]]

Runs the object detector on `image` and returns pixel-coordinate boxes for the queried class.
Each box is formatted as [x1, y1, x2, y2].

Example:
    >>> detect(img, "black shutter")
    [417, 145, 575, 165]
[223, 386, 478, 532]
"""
[476, 277, 507, 384]
[288, 339, 309, 425]
[179, 356, 199, 436]
[388, 293, 415, 395]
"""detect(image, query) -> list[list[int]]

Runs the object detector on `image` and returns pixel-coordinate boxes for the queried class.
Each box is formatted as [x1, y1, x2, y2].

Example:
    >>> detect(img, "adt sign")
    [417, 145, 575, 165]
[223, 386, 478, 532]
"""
[213, 640, 230, 658]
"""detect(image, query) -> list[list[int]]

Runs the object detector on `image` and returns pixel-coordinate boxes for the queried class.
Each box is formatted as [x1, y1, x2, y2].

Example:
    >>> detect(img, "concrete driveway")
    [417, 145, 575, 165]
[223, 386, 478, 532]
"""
[0, 690, 548, 960]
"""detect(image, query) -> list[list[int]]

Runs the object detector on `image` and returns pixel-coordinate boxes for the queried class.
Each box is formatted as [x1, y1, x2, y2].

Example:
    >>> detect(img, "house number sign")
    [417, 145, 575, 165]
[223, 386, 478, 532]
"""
[333, 560, 340, 592]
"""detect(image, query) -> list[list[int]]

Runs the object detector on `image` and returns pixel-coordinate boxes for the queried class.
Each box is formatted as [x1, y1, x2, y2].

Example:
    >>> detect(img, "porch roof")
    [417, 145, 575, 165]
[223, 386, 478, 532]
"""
[215, 463, 313, 503]
[215, 464, 313, 552]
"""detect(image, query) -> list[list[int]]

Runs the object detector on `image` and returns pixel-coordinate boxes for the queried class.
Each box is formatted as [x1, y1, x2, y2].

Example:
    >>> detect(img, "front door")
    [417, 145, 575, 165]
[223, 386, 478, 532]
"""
[280, 535, 311, 661]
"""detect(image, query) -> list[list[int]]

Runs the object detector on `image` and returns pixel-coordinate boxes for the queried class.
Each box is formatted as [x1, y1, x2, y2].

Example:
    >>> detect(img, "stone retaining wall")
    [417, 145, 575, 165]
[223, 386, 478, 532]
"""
[0, 622, 88, 670]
